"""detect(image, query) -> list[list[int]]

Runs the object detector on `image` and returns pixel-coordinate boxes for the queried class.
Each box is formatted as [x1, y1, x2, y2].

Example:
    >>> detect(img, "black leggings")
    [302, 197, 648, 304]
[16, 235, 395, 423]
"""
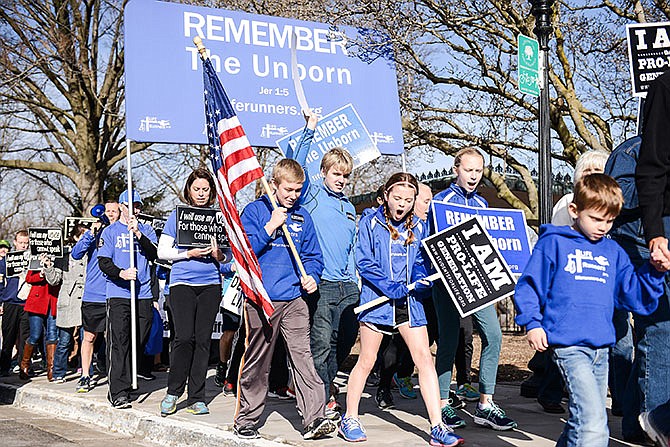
[166, 284, 221, 403]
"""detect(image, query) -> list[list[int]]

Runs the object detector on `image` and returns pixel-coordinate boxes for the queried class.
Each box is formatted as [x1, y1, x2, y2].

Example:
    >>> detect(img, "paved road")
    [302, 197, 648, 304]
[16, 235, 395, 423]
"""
[0, 404, 156, 447]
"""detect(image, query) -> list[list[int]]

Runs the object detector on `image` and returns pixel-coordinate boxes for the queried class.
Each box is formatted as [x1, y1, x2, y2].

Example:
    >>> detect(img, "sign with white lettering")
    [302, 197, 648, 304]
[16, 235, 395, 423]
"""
[29, 228, 63, 257]
[124, 0, 403, 154]
[64, 217, 98, 240]
[276, 104, 380, 182]
[626, 22, 670, 97]
[175, 205, 230, 250]
[422, 218, 517, 318]
[4, 251, 30, 278]
[137, 213, 167, 235]
[431, 201, 531, 274]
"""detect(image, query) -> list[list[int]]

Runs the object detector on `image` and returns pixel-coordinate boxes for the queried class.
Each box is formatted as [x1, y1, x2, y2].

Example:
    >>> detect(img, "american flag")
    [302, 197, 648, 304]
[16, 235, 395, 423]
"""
[202, 58, 274, 319]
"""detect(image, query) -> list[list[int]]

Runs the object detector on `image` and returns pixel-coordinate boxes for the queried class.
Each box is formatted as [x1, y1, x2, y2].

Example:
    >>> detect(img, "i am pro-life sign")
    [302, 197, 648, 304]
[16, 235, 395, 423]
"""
[276, 104, 380, 183]
[626, 22, 670, 97]
[422, 218, 516, 318]
[29, 228, 63, 258]
[431, 202, 531, 274]
[175, 206, 229, 249]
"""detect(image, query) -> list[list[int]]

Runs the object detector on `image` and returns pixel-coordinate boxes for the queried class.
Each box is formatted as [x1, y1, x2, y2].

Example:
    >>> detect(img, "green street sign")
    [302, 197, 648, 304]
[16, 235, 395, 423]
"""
[518, 34, 540, 97]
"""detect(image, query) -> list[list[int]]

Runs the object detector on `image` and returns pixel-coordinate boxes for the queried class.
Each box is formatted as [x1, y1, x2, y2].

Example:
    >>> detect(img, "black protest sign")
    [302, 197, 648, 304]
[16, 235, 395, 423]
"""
[626, 22, 670, 97]
[5, 251, 30, 277]
[175, 206, 229, 248]
[64, 217, 97, 239]
[422, 217, 516, 318]
[29, 228, 63, 257]
[137, 213, 167, 235]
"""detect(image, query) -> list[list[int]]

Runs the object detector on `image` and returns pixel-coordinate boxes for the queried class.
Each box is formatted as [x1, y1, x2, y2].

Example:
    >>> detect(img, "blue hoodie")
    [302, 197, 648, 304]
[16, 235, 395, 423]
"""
[289, 127, 357, 282]
[356, 206, 431, 327]
[71, 230, 107, 303]
[514, 224, 664, 348]
[241, 194, 323, 301]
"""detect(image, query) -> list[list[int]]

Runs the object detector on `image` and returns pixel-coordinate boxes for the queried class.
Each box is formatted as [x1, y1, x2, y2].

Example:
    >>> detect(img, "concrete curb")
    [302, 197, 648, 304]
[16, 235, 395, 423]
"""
[0, 382, 290, 447]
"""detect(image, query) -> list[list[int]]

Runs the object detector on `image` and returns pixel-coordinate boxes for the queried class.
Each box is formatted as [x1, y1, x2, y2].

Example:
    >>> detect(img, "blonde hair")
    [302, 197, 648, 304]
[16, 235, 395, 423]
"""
[320, 147, 353, 174]
[272, 158, 305, 184]
[573, 150, 609, 183]
[572, 173, 623, 216]
[454, 147, 485, 167]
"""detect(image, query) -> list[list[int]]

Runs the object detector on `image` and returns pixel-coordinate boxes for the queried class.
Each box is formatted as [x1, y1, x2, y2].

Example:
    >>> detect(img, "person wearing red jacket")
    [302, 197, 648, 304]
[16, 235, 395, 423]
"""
[20, 253, 62, 381]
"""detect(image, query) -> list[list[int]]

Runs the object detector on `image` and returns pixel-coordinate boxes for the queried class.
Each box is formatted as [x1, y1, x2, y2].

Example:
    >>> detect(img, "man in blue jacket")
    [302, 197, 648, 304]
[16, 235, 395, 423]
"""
[98, 191, 157, 409]
[72, 200, 119, 393]
[234, 158, 335, 441]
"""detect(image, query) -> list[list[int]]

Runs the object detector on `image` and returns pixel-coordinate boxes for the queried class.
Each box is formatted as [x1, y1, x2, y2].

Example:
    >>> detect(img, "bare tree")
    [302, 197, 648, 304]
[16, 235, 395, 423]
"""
[0, 0, 149, 215]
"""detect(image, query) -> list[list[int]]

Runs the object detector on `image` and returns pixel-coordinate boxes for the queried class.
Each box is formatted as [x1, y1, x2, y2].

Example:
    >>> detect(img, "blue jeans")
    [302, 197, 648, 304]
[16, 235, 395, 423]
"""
[27, 313, 57, 345]
[309, 280, 359, 398]
[613, 235, 670, 438]
[434, 284, 502, 398]
[53, 327, 75, 379]
[609, 308, 633, 413]
[553, 346, 609, 447]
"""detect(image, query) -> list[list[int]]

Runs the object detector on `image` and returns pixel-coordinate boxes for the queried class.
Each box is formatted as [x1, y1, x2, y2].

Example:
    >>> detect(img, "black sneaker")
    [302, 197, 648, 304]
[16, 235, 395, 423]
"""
[473, 400, 517, 431]
[375, 387, 394, 410]
[110, 395, 132, 409]
[234, 424, 259, 439]
[137, 372, 156, 381]
[76, 376, 92, 393]
[449, 390, 466, 409]
[303, 417, 336, 440]
[214, 362, 226, 387]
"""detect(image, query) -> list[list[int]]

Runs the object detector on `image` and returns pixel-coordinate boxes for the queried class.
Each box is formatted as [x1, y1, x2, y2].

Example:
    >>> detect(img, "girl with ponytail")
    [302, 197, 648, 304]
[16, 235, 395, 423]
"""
[338, 172, 464, 446]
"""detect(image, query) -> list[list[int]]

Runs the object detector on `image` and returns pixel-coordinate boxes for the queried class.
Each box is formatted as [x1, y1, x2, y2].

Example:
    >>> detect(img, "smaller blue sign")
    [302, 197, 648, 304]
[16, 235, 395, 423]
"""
[276, 104, 381, 183]
[431, 201, 531, 274]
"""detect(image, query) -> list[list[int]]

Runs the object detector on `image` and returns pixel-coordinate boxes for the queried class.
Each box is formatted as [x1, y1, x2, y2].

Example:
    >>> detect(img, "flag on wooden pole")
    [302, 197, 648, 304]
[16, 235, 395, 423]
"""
[202, 57, 274, 319]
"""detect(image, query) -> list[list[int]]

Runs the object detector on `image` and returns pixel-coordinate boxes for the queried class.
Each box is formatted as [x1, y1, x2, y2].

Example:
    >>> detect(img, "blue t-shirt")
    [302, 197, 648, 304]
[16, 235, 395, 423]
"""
[98, 220, 157, 299]
[389, 220, 409, 283]
[162, 209, 221, 287]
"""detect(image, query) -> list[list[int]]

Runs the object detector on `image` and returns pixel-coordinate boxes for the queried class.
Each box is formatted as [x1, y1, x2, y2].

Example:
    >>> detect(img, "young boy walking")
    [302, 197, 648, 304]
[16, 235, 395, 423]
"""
[514, 173, 666, 447]
[233, 159, 335, 440]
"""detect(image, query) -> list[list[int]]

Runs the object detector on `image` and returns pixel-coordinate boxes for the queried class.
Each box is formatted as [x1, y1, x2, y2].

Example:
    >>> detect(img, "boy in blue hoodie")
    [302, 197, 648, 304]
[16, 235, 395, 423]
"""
[514, 173, 666, 447]
[233, 158, 335, 441]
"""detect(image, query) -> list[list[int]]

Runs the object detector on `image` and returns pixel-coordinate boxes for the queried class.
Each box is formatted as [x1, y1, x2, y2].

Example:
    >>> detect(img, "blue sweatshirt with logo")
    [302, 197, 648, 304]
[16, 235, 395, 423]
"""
[241, 194, 323, 301]
[514, 224, 664, 348]
[71, 230, 107, 303]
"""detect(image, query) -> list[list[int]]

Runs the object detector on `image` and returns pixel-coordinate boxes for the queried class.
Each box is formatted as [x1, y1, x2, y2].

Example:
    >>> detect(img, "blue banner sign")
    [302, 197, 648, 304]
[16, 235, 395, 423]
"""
[276, 104, 380, 182]
[124, 1, 403, 154]
[431, 201, 531, 274]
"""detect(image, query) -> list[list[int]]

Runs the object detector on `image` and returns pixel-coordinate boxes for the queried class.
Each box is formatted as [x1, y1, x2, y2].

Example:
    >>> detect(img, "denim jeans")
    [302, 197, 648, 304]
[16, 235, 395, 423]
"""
[612, 234, 670, 438]
[309, 280, 359, 398]
[434, 284, 502, 397]
[53, 327, 75, 379]
[553, 346, 609, 447]
[609, 308, 633, 413]
[27, 312, 57, 345]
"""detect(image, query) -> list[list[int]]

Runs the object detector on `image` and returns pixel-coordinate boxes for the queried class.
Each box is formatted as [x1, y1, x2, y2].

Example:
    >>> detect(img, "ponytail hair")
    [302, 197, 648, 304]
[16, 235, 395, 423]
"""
[382, 172, 419, 246]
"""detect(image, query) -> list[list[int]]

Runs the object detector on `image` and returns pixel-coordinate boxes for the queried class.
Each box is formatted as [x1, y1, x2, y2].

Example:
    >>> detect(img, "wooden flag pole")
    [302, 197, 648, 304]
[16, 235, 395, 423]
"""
[193, 36, 308, 281]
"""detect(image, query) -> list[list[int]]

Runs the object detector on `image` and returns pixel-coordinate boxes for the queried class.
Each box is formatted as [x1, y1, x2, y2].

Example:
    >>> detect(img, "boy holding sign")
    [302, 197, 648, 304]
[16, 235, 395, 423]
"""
[514, 174, 666, 447]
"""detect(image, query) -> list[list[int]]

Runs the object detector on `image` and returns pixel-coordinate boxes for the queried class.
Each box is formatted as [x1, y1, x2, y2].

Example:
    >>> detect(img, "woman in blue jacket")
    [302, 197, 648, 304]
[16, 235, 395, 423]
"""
[339, 172, 463, 447]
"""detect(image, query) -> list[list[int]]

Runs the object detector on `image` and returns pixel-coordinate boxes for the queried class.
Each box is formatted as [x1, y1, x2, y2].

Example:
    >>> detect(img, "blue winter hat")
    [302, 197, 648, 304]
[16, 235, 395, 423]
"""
[118, 190, 143, 206]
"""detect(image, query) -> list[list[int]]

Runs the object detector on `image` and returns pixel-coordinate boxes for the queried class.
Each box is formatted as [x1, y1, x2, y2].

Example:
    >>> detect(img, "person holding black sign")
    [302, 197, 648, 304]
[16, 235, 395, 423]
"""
[0, 231, 30, 377]
[97, 190, 157, 409]
[21, 253, 62, 381]
[339, 172, 463, 447]
[430, 148, 517, 431]
[157, 167, 226, 417]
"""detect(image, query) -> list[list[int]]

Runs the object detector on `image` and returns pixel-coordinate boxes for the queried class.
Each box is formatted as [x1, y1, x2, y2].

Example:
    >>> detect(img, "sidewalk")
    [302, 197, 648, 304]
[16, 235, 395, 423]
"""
[0, 370, 642, 447]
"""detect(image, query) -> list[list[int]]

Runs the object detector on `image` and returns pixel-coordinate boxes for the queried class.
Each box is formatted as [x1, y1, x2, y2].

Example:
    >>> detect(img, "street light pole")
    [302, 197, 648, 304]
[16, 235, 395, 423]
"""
[530, 0, 554, 225]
